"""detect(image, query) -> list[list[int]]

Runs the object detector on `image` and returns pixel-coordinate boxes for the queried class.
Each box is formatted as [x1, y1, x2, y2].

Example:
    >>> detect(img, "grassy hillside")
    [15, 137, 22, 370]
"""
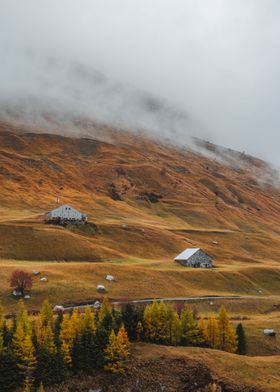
[134, 343, 280, 391]
[46, 343, 280, 391]
[1, 121, 280, 265]
[0, 120, 280, 304]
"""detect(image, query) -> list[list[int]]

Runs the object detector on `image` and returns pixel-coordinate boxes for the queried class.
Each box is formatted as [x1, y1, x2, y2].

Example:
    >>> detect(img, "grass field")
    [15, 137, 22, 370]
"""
[2, 259, 280, 309]
[1, 257, 280, 357]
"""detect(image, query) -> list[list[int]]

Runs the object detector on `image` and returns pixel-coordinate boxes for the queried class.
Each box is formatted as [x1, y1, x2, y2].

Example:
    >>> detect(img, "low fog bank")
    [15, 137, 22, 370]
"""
[1, 0, 280, 181]
[1, 52, 279, 188]
[0, 53, 197, 145]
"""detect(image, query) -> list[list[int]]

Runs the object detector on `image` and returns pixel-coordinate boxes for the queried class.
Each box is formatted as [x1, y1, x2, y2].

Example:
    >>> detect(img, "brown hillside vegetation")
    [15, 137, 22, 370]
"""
[1, 120, 280, 265]
[47, 343, 280, 392]
[1, 119, 280, 309]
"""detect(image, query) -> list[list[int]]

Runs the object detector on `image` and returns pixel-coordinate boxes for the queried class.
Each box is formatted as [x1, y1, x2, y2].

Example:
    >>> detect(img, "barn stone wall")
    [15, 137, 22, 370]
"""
[182, 250, 213, 268]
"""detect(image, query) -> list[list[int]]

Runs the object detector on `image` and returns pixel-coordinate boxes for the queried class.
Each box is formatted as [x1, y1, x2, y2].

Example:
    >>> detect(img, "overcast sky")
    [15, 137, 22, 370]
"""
[1, 0, 280, 165]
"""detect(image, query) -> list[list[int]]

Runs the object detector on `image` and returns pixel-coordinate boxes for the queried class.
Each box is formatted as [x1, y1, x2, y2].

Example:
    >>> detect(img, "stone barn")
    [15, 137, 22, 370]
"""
[174, 248, 213, 268]
[45, 204, 87, 225]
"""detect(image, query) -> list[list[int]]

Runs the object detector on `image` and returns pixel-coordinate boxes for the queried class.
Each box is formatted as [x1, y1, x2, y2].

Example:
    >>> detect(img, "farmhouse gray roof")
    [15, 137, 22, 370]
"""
[174, 248, 201, 261]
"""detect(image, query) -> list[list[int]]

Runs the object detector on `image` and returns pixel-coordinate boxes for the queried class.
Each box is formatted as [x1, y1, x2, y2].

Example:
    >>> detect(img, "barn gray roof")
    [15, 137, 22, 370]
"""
[174, 248, 200, 261]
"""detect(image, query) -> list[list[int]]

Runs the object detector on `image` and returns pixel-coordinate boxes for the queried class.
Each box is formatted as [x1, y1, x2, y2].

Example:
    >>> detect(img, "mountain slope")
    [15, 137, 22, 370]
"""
[0, 120, 280, 264]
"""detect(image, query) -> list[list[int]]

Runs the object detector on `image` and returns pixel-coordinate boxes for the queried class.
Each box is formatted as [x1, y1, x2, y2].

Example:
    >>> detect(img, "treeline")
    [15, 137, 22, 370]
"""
[123, 301, 245, 354]
[0, 299, 129, 392]
[0, 299, 246, 392]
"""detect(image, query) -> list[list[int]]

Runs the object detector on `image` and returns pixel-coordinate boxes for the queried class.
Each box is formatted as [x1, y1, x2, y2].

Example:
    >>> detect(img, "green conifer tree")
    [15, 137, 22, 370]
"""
[54, 312, 63, 347]
[236, 323, 246, 355]
[181, 306, 201, 346]
[121, 303, 143, 340]
[0, 348, 21, 392]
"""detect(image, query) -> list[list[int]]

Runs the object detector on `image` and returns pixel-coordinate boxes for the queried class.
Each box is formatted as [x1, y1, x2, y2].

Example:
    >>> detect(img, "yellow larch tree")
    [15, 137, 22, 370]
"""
[207, 316, 220, 349]
[98, 297, 112, 323]
[170, 311, 182, 345]
[143, 301, 161, 341]
[104, 329, 120, 373]
[83, 307, 96, 335]
[116, 324, 129, 361]
[218, 306, 237, 353]
[157, 301, 168, 343]
[104, 325, 129, 374]
[40, 323, 57, 354]
[16, 300, 32, 336]
[198, 318, 208, 343]
[59, 314, 76, 366]
[70, 309, 84, 337]
[20, 333, 37, 392]
[13, 300, 33, 361]
[39, 300, 53, 328]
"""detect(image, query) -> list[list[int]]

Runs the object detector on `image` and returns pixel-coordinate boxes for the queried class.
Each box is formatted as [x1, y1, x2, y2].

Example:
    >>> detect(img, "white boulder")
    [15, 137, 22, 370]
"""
[53, 305, 64, 312]
[93, 300, 101, 309]
[264, 329, 276, 336]
[96, 284, 106, 293]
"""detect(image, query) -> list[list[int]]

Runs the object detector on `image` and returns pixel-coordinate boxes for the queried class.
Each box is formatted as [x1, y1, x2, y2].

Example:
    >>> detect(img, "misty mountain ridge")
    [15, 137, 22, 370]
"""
[0, 55, 192, 142]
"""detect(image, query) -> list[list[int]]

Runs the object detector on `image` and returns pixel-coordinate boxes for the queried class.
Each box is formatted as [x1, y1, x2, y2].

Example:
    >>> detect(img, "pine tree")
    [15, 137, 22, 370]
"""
[236, 323, 246, 355]
[198, 318, 208, 345]
[0, 348, 21, 392]
[39, 300, 53, 329]
[71, 306, 98, 373]
[143, 303, 153, 341]
[70, 309, 84, 338]
[21, 334, 37, 391]
[170, 311, 182, 345]
[54, 312, 63, 347]
[35, 345, 66, 387]
[84, 307, 96, 335]
[116, 324, 129, 361]
[181, 306, 201, 346]
[104, 326, 129, 374]
[218, 306, 237, 353]
[94, 312, 114, 367]
[121, 303, 142, 340]
[207, 316, 220, 349]
[104, 329, 119, 373]
[2, 321, 13, 348]
[98, 297, 112, 323]
[41, 323, 57, 354]
[59, 315, 75, 367]
[15, 300, 32, 336]
[13, 301, 36, 389]
[143, 302, 159, 342]
[13, 322, 26, 360]
[157, 301, 169, 343]
[35, 317, 64, 387]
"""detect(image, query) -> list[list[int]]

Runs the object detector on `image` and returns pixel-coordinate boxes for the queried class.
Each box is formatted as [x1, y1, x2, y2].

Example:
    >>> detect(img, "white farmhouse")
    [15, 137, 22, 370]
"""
[174, 248, 213, 268]
[45, 204, 87, 225]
